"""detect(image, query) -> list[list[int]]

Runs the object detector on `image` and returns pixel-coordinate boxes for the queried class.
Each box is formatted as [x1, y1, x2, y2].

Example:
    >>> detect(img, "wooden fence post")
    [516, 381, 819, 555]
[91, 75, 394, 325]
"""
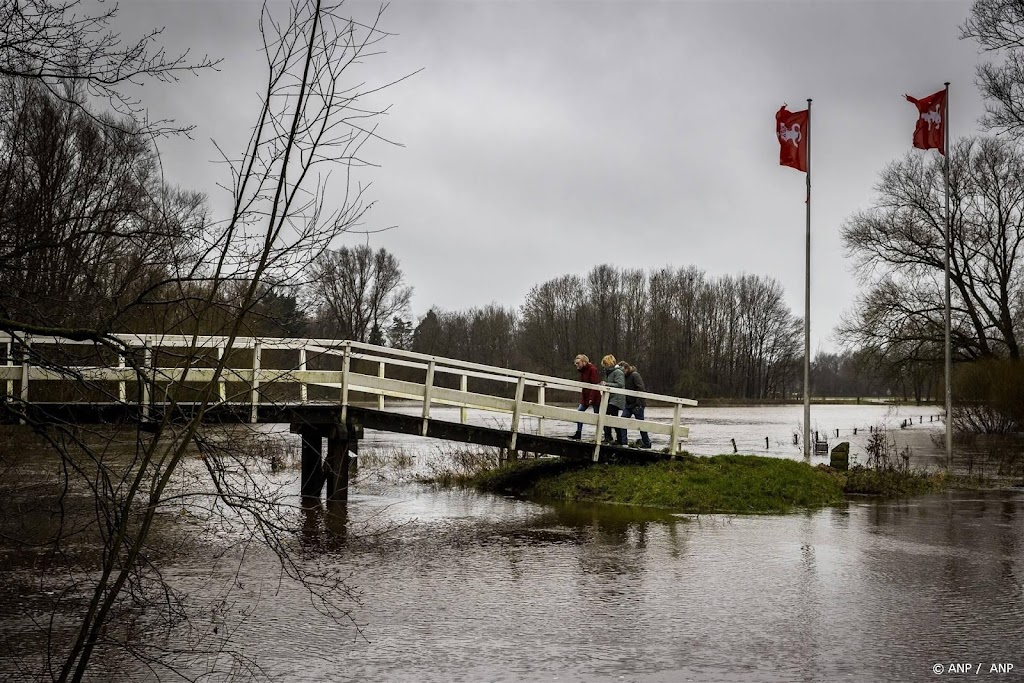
[5, 339, 12, 399]
[537, 384, 546, 436]
[669, 403, 682, 456]
[340, 344, 351, 423]
[19, 335, 30, 425]
[421, 359, 435, 437]
[250, 340, 261, 424]
[118, 354, 126, 403]
[460, 374, 468, 424]
[592, 391, 610, 462]
[217, 346, 227, 402]
[141, 345, 151, 421]
[300, 348, 308, 404]
[509, 375, 525, 450]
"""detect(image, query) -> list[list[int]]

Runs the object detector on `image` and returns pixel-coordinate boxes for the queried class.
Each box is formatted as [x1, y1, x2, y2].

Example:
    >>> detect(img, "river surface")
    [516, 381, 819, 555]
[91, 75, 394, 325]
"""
[1, 405, 1022, 682]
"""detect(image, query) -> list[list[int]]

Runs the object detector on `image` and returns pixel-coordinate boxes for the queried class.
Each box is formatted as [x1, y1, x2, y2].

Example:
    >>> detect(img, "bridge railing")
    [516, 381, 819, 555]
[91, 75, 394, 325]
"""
[0, 332, 697, 456]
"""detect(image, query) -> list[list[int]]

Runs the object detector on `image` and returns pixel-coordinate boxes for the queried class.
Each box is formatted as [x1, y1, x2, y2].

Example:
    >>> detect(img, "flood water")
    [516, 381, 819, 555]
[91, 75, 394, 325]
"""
[1, 405, 1022, 682]
[373, 402, 951, 468]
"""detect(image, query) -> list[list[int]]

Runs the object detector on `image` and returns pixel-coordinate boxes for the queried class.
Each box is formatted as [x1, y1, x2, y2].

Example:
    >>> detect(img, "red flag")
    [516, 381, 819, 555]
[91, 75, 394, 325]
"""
[776, 105, 809, 172]
[906, 89, 946, 155]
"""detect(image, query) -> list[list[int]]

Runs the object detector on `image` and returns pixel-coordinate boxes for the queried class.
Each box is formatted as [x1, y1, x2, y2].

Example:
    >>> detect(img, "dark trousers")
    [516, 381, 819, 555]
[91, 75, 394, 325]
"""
[604, 405, 627, 444]
[621, 404, 651, 447]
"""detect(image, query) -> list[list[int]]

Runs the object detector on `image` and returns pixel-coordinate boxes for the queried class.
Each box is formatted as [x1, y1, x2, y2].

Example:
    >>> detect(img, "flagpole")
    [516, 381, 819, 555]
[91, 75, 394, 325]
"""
[803, 98, 812, 462]
[943, 82, 952, 470]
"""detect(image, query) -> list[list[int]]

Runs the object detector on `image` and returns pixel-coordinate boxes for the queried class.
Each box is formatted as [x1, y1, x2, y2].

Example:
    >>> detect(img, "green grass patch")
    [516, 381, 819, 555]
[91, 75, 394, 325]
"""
[468, 454, 846, 514]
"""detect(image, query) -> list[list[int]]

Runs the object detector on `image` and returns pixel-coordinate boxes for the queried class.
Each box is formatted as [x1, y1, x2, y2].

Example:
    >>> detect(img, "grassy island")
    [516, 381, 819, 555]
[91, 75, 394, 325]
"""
[460, 455, 845, 514]
[435, 452, 971, 514]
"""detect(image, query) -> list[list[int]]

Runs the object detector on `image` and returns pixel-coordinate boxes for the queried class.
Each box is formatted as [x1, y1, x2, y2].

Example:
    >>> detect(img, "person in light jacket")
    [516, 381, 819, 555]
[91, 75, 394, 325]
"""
[620, 361, 652, 449]
[600, 354, 627, 445]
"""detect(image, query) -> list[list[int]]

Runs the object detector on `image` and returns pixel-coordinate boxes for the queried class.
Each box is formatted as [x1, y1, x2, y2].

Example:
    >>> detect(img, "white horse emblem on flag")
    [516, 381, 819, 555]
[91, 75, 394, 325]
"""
[921, 105, 942, 129]
[778, 123, 801, 145]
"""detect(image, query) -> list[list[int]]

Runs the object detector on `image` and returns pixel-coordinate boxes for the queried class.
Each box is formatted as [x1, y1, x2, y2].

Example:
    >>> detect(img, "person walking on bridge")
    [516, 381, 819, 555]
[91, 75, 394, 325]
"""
[620, 361, 652, 449]
[570, 354, 600, 439]
[600, 355, 627, 445]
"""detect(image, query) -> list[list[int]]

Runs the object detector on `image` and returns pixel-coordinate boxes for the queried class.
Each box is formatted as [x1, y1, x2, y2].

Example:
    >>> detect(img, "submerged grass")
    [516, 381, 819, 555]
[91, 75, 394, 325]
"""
[470, 455, 847, 514]
[840, 465, 950, 496]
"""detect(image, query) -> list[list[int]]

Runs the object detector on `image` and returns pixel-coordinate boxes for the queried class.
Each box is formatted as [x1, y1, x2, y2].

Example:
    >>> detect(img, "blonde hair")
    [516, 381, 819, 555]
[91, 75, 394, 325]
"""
[575, 354, 589, 364]
[601, 354, 616, 368]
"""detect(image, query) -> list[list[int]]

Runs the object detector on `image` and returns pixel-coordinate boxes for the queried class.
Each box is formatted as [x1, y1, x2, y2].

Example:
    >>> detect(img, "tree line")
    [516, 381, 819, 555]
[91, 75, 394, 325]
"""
[293, 254, 901, 400]
[409, 266, 803, 399]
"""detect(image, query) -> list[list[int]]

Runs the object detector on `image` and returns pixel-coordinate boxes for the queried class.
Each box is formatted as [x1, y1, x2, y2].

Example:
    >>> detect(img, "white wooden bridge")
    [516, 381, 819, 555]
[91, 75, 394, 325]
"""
[1, 332, 697, 498]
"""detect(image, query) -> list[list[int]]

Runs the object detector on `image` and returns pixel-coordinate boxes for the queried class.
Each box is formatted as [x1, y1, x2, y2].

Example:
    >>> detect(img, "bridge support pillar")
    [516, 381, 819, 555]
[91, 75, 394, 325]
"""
[326, 426, 358, 502]
[299, 428, 326, 499]
[292, 416, 362, 502]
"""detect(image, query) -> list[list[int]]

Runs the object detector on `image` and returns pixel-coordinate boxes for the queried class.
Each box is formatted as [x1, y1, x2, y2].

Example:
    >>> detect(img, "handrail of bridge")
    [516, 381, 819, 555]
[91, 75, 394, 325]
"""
[0, 332, 697, 457]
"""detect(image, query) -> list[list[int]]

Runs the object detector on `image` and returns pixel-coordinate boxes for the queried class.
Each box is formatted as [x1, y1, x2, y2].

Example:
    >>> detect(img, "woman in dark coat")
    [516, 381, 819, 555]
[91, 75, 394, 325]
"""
[620, 361, 652, 448]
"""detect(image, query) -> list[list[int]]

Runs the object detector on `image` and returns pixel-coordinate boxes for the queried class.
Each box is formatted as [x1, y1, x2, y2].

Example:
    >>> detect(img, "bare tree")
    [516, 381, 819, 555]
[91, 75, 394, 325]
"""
[1, 1, 409, 679]
[841, 137, 1024, 364]
[582, 264, 622, 356]
[467, 304, 519, 368]
[305, 244, 412, 342]
[519, 274, 587, 376]
[0, 78, 207, 331]
[964, 0, 1024, 137]
[0, 0, 219, 136]
[618, 268, 649, 368]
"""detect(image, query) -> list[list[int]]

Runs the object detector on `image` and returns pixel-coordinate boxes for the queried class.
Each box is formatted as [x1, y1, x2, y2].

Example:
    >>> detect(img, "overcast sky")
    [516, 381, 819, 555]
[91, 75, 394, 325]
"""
[118, 0, 986, 353]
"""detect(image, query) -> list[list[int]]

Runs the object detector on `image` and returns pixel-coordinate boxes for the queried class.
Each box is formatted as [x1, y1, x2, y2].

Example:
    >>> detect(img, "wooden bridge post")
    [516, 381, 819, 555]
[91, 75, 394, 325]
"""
[141, 345, 151, 421]
[509, 376, 525, 451]
[459, 374, 468, 424]
[118, 354, 126, 403]
[250, 340, 261, 424]
[592, 391, 610, 462]
[537, 384, 546, 436]
[422, 359, 435, 436]
[300, 348, 308, 404]
[216, 346, 227, 402]
[299, 428, 326, 499]
[19, 334, 30, 404]
[669, 404, 682, 456]
[378, 361, 385, 411]
[340, 345, 351, 423]
[6, 339, 14, 399]
[18, 335, 30, 424]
